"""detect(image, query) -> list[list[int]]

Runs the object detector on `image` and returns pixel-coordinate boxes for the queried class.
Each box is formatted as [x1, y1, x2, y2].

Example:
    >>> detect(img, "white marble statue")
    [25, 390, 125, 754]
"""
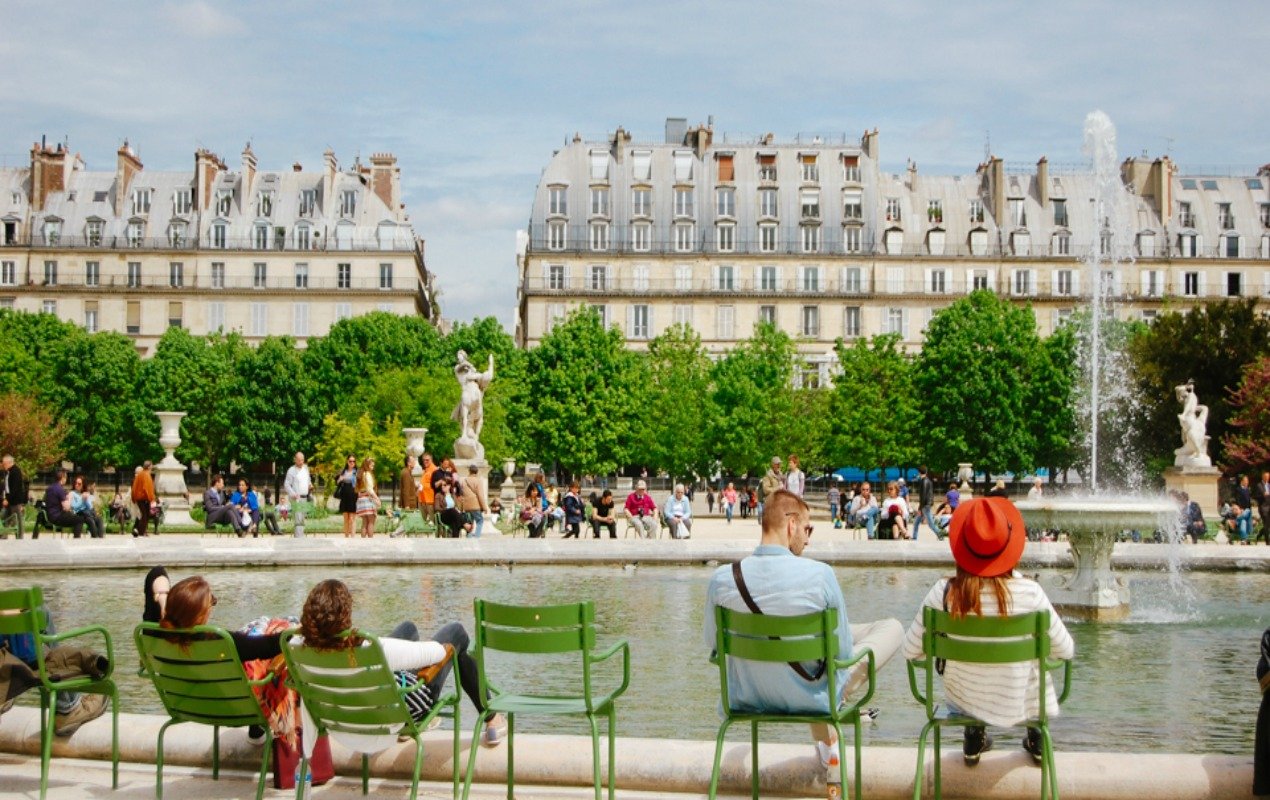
[1173, 381, 1211, 467]
[452, 350, 494, 461]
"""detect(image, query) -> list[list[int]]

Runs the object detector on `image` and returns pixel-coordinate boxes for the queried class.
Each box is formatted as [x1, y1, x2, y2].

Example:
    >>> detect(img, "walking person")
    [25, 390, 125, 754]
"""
[1254, 471, 1270, 546]
[336, 455, 358, 538]
[722, 481, 738, 525]
[911, 465, 939, 540]
[827, 482, 841, 527]
[355, 457, 379, 538]
[706, 486, 716, 515]
[131, 460, 157, 537]
[758, 457, 784, 518]
[1, 454, 27, 538]
[283, 452, 312, 535]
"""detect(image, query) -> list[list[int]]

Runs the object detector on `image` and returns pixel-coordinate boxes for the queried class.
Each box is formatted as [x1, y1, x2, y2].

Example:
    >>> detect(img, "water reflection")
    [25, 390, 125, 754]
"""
[11, 564, 1264, 754]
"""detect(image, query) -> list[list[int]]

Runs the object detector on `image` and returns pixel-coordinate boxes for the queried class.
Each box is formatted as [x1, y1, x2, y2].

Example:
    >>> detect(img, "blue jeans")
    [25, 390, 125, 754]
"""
[912, 507, 939, 540]
[724, 502, 733, 523]
[1236, 508, 1253, 541]
[850, 506, 879, 539]
[828, 503, 838, 521]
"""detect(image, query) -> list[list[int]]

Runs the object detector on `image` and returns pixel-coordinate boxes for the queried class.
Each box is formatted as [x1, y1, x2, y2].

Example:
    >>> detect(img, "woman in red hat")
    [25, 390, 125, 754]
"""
[901, 496, 1074, 766]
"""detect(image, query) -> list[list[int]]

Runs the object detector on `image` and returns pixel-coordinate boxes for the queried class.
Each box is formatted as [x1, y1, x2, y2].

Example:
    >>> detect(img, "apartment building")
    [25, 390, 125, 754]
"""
[515, 119, 1270, 385]
[0, 139, 436, 353]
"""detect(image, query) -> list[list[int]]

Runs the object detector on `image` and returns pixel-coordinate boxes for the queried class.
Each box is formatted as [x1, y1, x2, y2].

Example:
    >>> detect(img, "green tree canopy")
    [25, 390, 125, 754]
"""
[643, 324, 715, 481]
[311, 412, 403, 496]
[708, 322, 799, 476]
[231, 336, 321, 470]
[1028, 322, 1080, 477]
[303, 312, 444, 412]
[41, 329, 146, 469]
[827, 333, 920, 471]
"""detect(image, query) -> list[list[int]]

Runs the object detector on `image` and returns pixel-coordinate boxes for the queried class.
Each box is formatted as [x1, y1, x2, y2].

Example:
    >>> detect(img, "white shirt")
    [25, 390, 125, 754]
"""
[284, 464, 311, 499]
[785, 468, 805, 496]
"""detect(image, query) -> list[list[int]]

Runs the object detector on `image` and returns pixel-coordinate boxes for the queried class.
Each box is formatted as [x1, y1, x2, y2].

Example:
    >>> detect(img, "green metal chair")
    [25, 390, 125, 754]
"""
[461, 600, 630, 800]
[708, 606, 876, 800]
[134, 622, 275, 800]
[282, 628, 462, 800]
[0, 587, 119, 800]
[906, 608, 1073, 800]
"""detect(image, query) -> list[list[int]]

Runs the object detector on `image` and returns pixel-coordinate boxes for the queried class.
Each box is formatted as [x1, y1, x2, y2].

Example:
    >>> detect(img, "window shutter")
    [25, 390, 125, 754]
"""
[1197, 272, 1207, 297]
[901, 308, 910, 340]
[713, 264, 720, 289]
[753, 264, 763, 287]
[861, 268, 871, 294]
[923, 267, 933, 293]
[1113, 270, 1123, 297]
[1239, 236, 1248, 258]
[646, 305, 655, 337]
[965, 269, 977, 295]
[1070, 270, 1081, 296]
[1139, 269, 1150, 297]
[626, 304, 635, 337]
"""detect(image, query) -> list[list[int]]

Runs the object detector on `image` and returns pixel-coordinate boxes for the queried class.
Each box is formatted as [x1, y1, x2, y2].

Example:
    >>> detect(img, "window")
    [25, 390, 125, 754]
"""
[589, 264, 608, 291]
[256, 191, 274, 218]
[1009, 198, 1026, 227]
[885, 307, 905, 337]
[632, 223, 651, 252]
[843, 306, 861, 338]
[250, 303, 268, 336]
[1178, 233, 1197, 257]
[757, 154, 777, 182]
[1224, 235, 1240, 258]
[294, 263, 309, 289]
[929, 268, 946, 294]
[1142, 270, 1162, 297]
[1178, 201, 1194, 228]
[1012, 269, 1034, 296]
[299, 189, 316, 217]
[759, 305, 776, 325]
[800, 189, 820, 219]
[673, 151, 693, 182]
[207, 302, 225, 332]
[968, 199, 985, 224]
[1180, 178, 1197, 190]
[590, 222, 609, 251]
[215, 190, 232, 216]
[1099, 230, 1113, 256]
[131, 188, 152, 216]
[759, 224, 777, 253]
[632, 188, 651, 217]
[800, 265, 821, 292]
[0, 261, 13, 286]
[1260, 203, 1270, 228]
[210, 262, 225, 289]
[169, 261, 184, 288]
[1183, 271, 1200, 297]
[335, 302, 352, 321]
[716, 154, 735, 182]
[84, 261, 99, 287]
[971, 269, 990, 291]
[548, 264, 566, 290]
[674, 223, 694, 252]
[43, 260, 57, 286]
[631, 151, 652, 181]
[716, 265, 735, 291]
[168, 301, 183, 329]
[41, 219, 60, 245]
[842, 267, 862, 294]
[759, 188, 778, 217]
[590, 187, 609, 216]
[83, 301, 98, 333]
[548, 221, 566, 250]
[674, 264, 692, 291]
[589, 151, 609, 181]
[127, 221, 145, 247]
[673, 304, 694, 327]
[886, 267, 904, 293]
[801, 225, 820, 253]
[42, 300, 57, 315]
[885, 198, 901, 222]
[927, 200, 943, 224]
[1218, 203, 1234, 230]
[379, 263, 393, 289]
[339, 190, 357, 217]
[254, 223, 271, 250]
[295, 225, 311, 250]
[674, 188, 694, 217]
[211, 222, 227, 249]
[293, 302, 310, 336]
[843, 192, 863, 221]
[842, 155, 861, 183]
[169, 221, 187, 247]
[631, 264, 649, 292]
[253, 262, 267, 288]
[760, 265, 778, 292]
[800, 154, 819, 182]
[715, 224, 734, 253]
[1053, 199, 1068, 227]
[1226, 273, 1243, 297]
[127, 261, 141, 288]
[716, 305, 735, 339]
[844, 226, 862, 253]
[1054, 232, 1071, 256]
[801, 305, 820, 337]
[1056, 270, 1073, 296]
[337, 262, 351, 289]
[591, 304, 610, 328]
[86, 219, 103, 246]
[629, 304, 650, 339]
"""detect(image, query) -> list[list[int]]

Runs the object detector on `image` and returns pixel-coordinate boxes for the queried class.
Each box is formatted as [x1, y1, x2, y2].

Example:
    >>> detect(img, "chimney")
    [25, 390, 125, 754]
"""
[861, 128, 879, 162]
[292, 162, 302, 172]
[113, 140, 143, 217]
[194, 148, 225, 212]
[369, 152, 400, 213]
[1036, 157, 1049, 205]
[688, 123, 713, 160]
[987, 156, 1005, 223]
[29, 139, 70, 212]
[1120, 156, 1151, 198]
[240, 143, 257, 198]
[906, 159, 917, 190]
[323, 149, 338, 207]
[1152, 157, 1174, 222]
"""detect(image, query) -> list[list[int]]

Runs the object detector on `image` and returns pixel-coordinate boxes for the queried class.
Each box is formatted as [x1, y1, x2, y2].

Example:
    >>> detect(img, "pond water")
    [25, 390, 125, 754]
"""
[9, 563, 1265, 754]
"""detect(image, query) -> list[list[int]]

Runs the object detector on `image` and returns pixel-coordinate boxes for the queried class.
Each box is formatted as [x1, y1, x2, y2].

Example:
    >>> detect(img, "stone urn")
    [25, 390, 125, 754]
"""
[156, 412, 186, 466]
[403, 427, 427, 476]
[153, 411, 195, 526]
[500, 458, 518, 503]
[957, 463, 974, 495]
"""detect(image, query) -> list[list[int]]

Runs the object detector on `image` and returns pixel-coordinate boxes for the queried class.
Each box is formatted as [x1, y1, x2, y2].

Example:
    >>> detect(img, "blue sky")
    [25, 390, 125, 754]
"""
[3, 1, 1267, 328]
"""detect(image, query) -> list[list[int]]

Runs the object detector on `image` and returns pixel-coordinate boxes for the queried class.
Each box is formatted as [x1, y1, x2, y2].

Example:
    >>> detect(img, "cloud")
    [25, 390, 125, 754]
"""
[158, 1, 245, 38]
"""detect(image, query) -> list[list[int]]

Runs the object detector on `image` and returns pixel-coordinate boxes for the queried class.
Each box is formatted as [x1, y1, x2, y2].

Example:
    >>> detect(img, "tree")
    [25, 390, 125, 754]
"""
[513, 308, 646, 476]
[0, 392, 67, 474]
[1128, 299, 1270, 475]
[41, 329, 146, 470]
[643, 324, 714, 481]
[708, 323, 799, 476]
[303, 313, 444, 413]
[311, 412, 403, 496]
[1222, 355, 1270, 475]
[827, 333, 920, 472]
[1028, 323, 1080, 479]
[914, 291, 1041, 476]
[231, 336, 321, 470]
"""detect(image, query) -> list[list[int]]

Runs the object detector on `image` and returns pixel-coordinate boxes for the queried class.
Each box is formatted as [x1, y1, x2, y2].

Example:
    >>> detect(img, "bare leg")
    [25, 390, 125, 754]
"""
[343, 512, 354, 538]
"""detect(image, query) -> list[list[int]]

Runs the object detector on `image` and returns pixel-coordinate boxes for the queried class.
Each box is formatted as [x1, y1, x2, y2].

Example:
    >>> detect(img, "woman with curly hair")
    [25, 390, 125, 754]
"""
[297, 579, 506, 751]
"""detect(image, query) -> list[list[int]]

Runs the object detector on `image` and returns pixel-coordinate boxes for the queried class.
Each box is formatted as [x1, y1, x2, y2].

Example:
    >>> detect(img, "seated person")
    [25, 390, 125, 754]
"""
[42, 469, 84, 537]
[902, 497, 1075, 766]
[934, 498, 954, 532]
[704, 490, 903, 785]
[142, 566, 171, 624]
[69, 474, 104, 538]
[108, 489, 131, 531]
[277, 494, 291, 522]
[560, 482, 585, 539]
[624, 480, 660, 539]
[880, 481, 909, 539]
[488, 498, 503, 523]
[230, 479, 261, 537]
[294, 579, 506, 751]
[664, 483, 693, 539]
[436, 481, 465, 538]
[1181, 492, 1206, 543]
[203, 474, 245, 534]
[590, 490, 617, 539]
[521, 486, 546, 538]
[846, 482, 880, 539]
[1, 603, 110, 735]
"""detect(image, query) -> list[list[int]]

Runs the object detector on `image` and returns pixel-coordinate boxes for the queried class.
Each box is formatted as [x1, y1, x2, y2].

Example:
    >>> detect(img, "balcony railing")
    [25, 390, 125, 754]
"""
[0, 233, 417, 253]
[1, 275, 416, 292]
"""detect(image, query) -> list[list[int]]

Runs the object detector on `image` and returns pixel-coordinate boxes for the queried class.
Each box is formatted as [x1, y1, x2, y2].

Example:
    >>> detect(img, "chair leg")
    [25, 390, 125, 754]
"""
[212, 725, 220, 780]
[1040, 726, 1058, 800]
[460, 709, 490, 800]
[40, 689, 56, 800]
[912, 720, 935, 800]
[109, 685, 120, 789]
[157, 719, 177, 800]
[834, 721, 850, 800]
[707, 719, 734, 800]
[255, 732, 272, 800]
[932, 724, 942, 800]
[588, 715, 602, 800]
[410, 734, 425, 800]
[294, 756, 309, 800]
[607, 707, 616, 800]
[362, 752, 370, 794]
[750, 720, 759, 800]
[506, 713, 515, 800]
[452, 704, 462, 800]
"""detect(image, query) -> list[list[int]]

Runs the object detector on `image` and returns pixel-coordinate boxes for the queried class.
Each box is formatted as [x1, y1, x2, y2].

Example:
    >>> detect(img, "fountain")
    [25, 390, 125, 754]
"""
[1015, 111, 1176, 621]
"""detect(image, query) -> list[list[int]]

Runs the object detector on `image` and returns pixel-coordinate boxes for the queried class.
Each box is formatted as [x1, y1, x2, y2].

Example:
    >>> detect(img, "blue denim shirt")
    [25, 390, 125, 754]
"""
[703, 544, 853, 715]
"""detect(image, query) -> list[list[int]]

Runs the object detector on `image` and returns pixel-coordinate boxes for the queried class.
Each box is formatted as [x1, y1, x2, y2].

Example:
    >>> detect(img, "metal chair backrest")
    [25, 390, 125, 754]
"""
[0, 587, 47, 674]
[135, 622, 269, 728]
[473, 600, 598, 708]
[713, 606, 839, 716]
[282, 629, 416, 743]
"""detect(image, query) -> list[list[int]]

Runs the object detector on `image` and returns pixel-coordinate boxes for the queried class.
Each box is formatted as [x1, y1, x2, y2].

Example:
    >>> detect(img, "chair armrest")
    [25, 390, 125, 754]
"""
[832, 645, 876, 714]
[246, 671, 277, 688]
[1047, 658, 1073, 705]
[906, 659, 929, 706]
[42, 624, 115, 680]
[591, 639, 631, 698]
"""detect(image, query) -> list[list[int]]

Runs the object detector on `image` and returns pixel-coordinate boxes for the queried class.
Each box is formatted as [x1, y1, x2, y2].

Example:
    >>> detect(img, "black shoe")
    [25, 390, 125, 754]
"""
[963, 727, 993, 766]
[1023, 728, 1044, 765]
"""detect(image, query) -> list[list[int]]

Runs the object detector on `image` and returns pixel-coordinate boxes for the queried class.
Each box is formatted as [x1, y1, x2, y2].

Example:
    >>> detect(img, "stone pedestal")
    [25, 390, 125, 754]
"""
[1164, 466, 1220, 520]
[154, 412, 195, 527]
[1047, 531, 1130, 622]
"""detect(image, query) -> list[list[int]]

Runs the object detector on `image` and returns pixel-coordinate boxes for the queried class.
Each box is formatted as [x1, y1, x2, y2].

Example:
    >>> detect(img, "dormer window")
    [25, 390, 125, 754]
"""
[548, 185, 568, 216]
[126, 221, 145, 247]
[589, 150, 609, 182]
[632, 187, 651, 217]
[1178, 201, 1194, 228]
[672, 150, 693, 182]
[168, 221, 187, 248]
[842, 155, 861, 183]
[131, 188, 152, 216]
[85, 219, 104, 247]
[589, 187, 610, 217]
[1218, 203, 1234, 230]
[716, 154, 735, 182]
[173, 189, 193, 216]
[211, 221, 227, 249]
[757, 154, 777, 182]
[1053, 199, 1068, 227]
[969, 199, 985, 224]
[800, 189, 820, 219]
[1009, 198, 1026, 227]
[299, 189, 316, 217]
[674, 188, 694, 218]
[256, 191, 274, 218]
[295, 224, 311, 250]
[843, 191, 863, 221]
[885, 198, 901, 223]
[927, 200, 943, 224]
[800, 154, 819, 183]
[254, 223, 271, 250]
[215, 189, 233, 216]
[339, 190, 357, 218]
[631, 150, 652, 181]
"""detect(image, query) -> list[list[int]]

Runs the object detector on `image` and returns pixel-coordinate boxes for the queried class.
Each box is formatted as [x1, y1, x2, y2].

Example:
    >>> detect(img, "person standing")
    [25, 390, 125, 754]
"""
[706, 486, 716, 515]
[827, 482, 841, 526]
[758, 457, 784, 518]
[722, 482, 738, 525]
[1254, 471, 1270, 546]
[417, 452, 438, 525]
[459, 464, 491, 538]
[336, 455, 359, 537]
[561, 481, 585, 539]
[283, 452, 312, 534]
[1, 455, 26, 538]
[355, 457, 379, 538]
[130, 460, 157, 537]
[911, 465, 939, 540]
[785, 454, 805, 497]
[398, 455, 419, 513]
[1027, 477, 1044, 501]
[1234, 475, 1254, 544]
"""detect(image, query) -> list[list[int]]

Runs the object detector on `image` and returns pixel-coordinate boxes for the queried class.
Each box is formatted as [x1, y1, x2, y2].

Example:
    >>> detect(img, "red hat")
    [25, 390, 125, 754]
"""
[948, 497, 1026, 577]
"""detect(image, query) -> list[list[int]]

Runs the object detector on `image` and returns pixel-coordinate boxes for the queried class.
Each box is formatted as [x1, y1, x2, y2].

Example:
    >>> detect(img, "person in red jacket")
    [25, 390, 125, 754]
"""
[130, 461, 157, 537]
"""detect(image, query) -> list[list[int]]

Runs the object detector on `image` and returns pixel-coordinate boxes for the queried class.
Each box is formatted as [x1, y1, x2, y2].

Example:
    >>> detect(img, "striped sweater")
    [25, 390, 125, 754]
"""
[901, 575, 1075, 727]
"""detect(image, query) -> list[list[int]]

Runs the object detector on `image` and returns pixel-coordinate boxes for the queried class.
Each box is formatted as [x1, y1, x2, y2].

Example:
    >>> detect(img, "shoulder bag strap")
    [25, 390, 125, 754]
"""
[730, 562, 824, 682]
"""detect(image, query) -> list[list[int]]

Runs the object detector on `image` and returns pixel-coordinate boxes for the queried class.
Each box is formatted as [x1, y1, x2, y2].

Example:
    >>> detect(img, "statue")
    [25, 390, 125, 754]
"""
[1173, 380, 1211, 467]
[452, 350, 494, 461]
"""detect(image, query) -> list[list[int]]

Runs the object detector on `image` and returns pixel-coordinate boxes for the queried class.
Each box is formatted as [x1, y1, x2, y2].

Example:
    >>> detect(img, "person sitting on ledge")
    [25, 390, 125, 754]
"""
[901, 496, 1075, 767]
[664, 483, 693, 539]
[203, 474, 245, 535]
[704, 489, 903, 789]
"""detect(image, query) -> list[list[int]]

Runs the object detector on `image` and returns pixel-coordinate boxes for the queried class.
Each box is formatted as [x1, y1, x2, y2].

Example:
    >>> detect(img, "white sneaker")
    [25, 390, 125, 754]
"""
[816, 740, 840, 770]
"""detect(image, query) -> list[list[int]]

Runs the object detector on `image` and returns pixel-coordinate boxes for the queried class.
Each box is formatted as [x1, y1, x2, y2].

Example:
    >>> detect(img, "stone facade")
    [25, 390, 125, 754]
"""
[0, 139, 437, 354]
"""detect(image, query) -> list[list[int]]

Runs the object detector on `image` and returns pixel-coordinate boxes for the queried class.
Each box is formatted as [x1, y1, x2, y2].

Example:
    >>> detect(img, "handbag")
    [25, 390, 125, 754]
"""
[272, 729, 334, 789]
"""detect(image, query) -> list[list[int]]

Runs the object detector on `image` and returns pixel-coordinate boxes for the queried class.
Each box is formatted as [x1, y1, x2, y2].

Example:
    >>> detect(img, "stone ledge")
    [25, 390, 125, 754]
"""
[0, 706, 1252, 799]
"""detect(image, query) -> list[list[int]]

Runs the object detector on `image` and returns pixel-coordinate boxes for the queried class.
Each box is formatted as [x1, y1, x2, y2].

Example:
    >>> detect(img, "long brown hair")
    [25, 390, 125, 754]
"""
[300, 579, 362, 651]
[159, 576, 214, 647]
[945, 567, 1013, 619]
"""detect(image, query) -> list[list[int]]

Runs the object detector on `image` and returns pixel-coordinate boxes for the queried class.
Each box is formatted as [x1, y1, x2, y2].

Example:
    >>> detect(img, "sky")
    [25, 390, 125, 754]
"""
[3, 1, 1267, 329]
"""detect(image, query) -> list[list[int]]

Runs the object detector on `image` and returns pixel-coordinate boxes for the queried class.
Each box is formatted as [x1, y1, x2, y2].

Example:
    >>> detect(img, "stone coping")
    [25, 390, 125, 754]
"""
[0, 707, 1252, 799]
[0, 535, 1268, 573]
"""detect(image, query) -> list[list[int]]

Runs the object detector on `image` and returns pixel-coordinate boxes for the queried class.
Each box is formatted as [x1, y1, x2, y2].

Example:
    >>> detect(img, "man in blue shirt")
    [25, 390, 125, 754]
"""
[704, 489, 902, 784]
